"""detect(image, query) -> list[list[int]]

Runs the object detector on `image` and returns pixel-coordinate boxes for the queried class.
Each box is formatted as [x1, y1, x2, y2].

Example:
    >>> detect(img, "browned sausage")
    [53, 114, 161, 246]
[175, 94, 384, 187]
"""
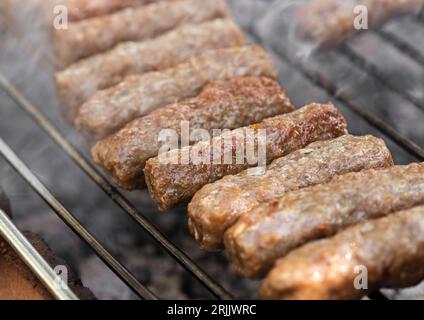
[54, 0, 230, 69]
[75, 45, 278, 141]
[55, 19, 245, 121]
[261, 205, 424, 300]
[225, 163, 424, 278]
[144, 103, 348, 211]
[91, 77, 294, 190]
[188, 134, 393, 251]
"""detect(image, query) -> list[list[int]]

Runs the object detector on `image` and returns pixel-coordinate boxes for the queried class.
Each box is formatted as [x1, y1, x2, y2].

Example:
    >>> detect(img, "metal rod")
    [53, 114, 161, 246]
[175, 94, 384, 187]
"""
[0, 137, 157, 300]
[0, 73, 233, 300]
[338, 43, 424, 112]
[376, 29, 424, 68]
[0, 209, 79, 300]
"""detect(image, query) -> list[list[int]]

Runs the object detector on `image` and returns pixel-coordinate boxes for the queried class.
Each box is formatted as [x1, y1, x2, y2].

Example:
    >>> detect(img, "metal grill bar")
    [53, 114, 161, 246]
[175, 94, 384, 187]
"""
[338, 43, 424, 112]
[376, 30, 424, 67]
[0, 209, 79, 300]
[249, 31, 424, 162]
[0, 73, 233, 300]
[0, 137, 157, 300]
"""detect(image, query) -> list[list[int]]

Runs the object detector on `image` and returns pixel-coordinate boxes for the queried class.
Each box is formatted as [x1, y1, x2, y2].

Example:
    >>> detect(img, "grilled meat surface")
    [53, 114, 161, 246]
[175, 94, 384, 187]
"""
[75, 45, 278, 141]
[92, 77, 294, 190]
[225, 163, 424, 278]
[145, 103, 348, 211]
[261, 205, 424, 300]
[56, 19, 245, 121]
[189, 135, 393, 251]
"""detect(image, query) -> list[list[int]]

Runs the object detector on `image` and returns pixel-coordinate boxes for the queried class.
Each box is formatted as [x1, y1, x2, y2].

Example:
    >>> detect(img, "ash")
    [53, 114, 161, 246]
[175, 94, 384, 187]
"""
[0, 0, 423, 299]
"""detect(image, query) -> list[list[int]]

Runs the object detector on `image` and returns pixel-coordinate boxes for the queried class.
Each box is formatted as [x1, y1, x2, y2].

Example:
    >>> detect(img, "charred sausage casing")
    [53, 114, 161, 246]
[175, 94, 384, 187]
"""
[225, 163, 424, 278]
[91, 77, 294, 190]
[261, 205, 424, 300]
[188, 134, 393, 251]
[144, 103, 348, 211]
[56, 19, 245, 121]
[75, 45, 279, 141]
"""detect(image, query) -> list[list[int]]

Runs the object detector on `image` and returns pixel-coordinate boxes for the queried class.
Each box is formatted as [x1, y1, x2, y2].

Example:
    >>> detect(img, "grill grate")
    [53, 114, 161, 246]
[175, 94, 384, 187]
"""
[338, 43, 424, 112]
[249, 30, 424, 162]
[0, 73, 232, 301]
[376, 30, 424, 68]
[0, 134, 157, 300]
[0, 3, 423, 300]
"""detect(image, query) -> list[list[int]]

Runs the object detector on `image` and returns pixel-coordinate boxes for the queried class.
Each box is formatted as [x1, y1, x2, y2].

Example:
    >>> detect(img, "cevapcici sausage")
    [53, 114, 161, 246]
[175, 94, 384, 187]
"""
[56, 19, 245, 121]
[296, 0, 424, 47]
[91, 77, 294, 190]
[188, 135, 393, 251]
[75, 45, 278, 141]
[144, 103, 348, 211]
[54, 0, 230, 69]
[225, 163, 424, 278]
[261, 205, 424, 300]
[57, 0, 164, 22]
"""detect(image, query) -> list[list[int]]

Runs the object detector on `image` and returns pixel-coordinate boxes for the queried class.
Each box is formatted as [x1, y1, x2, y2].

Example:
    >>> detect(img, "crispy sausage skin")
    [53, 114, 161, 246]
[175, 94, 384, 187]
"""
[91, 77, 294, 190]
[225, 163, 424, 279]
[144, 103, 348, 211]
[54, 0, 230, 69]
[188, 135, 393, 251]
[296, 0, 424, 47]
[56, 19, 245, 121]
[75, 45, 279, 141]
[261, 205, 424, 300]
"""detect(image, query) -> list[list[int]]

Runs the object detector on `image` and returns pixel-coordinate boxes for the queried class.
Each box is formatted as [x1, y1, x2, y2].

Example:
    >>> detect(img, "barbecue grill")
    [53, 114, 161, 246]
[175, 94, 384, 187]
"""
[0, 0, 423, 300]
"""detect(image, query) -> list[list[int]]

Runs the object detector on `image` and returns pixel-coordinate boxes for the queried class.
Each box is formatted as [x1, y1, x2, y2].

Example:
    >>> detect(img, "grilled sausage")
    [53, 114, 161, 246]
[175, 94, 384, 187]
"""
[225, 163, 424, 278]
[75, 45, 278, 141]
[261, 205, 424, 300]
[54, 0, 230, 69]
[296, 0, 424, 47]
[91, 77, 294, 190]
[57, 0, 163, 22]
[56, 19, 245, 121]
[144, 103, 348, 211]
[188, 135, 393, 251]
